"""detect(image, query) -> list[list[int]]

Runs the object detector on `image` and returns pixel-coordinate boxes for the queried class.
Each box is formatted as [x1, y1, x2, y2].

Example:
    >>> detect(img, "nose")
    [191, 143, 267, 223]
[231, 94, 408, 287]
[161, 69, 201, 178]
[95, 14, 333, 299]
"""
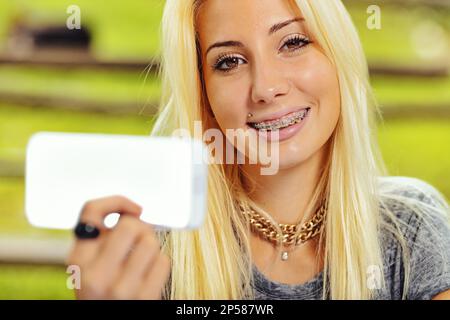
[250, 57, 290, 105]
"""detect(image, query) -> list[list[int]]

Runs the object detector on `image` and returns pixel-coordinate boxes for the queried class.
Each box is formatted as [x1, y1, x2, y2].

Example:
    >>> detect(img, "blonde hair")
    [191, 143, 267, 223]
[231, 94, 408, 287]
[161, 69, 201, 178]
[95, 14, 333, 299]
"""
[150, 0, 449, 299]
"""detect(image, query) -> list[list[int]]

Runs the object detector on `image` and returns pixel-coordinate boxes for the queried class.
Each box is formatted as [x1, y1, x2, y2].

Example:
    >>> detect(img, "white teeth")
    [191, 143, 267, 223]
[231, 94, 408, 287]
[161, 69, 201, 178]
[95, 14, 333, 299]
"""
[251, 108, 309, 130]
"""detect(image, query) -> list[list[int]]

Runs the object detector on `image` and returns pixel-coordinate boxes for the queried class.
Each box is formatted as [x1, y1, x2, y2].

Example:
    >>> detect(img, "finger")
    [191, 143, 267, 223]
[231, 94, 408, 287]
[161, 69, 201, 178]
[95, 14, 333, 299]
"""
[68, 195, 142, 267]
[79, 195, 142, 226]
[111, 232, 160, 298]
[137, 253, 171, 300]
[91, 215, 151, 284]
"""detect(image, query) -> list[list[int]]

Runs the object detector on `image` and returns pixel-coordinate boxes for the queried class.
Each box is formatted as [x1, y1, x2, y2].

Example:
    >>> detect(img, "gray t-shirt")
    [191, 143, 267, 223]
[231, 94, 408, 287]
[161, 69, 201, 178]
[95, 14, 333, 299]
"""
[253, 176, 450, 300]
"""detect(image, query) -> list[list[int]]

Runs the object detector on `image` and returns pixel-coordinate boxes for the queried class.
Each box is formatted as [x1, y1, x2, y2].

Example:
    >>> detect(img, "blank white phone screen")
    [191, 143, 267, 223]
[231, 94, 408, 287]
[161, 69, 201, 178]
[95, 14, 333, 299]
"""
[25, 132, 208, 230]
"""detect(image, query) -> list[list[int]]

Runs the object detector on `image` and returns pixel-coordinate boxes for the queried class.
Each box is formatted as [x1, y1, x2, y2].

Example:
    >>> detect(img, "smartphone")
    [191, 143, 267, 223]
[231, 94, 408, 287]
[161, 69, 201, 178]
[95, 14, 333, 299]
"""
[25, 132, 208, 230]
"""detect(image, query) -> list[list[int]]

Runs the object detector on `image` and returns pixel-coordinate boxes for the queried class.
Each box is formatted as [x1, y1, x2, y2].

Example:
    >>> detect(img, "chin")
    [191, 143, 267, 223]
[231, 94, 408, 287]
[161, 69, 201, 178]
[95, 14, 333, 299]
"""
[275, 139, 316, 169]
[277, 152, 310, 171]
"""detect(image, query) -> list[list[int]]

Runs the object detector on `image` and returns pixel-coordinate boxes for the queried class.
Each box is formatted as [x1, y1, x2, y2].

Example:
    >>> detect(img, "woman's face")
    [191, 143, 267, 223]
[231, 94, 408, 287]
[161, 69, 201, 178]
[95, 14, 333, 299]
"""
[196, 0, 341, 170]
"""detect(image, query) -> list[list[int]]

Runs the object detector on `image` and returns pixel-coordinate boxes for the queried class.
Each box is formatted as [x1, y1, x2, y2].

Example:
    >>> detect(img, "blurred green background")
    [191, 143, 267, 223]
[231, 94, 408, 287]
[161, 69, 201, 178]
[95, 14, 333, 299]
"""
[0, 0, 449, 299]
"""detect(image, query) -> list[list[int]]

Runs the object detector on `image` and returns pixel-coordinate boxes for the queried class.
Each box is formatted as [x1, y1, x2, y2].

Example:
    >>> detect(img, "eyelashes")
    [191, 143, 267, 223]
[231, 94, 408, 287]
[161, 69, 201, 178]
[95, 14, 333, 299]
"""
[211, 35, 312, 73]
[282, 35, 311, 52]
[212, 53, 245, 73]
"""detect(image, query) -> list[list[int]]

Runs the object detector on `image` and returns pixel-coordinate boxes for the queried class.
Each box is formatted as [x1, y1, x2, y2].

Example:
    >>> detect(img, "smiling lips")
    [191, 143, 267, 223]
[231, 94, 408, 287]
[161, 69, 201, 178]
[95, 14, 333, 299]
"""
[248, 107, 311, 131]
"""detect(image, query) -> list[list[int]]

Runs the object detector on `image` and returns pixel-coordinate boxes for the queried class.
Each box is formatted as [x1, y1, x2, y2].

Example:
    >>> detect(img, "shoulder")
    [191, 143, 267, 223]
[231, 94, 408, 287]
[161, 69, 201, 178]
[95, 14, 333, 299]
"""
[377, 176, 448, 208]
[377, 175, 449, 247]
[377, 176, 449, 231]
[377, 176, 450, 299]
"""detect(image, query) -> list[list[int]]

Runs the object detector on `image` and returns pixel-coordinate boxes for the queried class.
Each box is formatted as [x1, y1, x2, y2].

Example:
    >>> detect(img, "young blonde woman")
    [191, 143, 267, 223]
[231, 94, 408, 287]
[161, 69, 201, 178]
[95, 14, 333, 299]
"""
[67, 0, 450, 300]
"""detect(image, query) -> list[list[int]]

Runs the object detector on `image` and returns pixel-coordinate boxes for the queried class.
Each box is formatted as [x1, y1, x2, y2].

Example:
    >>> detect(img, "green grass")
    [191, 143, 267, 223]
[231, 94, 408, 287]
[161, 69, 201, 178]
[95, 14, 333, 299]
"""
[346, 2, 450, 65]
[0, 65, 161, 106]
[371, 75, 450, 106]
[378, 119, 450, 200]
[0, 103, 155, 162]
[0, 0, 165, 59]
[0, 264, 74, 299]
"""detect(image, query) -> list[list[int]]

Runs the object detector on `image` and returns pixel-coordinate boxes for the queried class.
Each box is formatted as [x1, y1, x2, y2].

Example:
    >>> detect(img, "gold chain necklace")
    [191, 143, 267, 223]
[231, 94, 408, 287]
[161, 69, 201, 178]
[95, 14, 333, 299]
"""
[238, 200, 327, 261]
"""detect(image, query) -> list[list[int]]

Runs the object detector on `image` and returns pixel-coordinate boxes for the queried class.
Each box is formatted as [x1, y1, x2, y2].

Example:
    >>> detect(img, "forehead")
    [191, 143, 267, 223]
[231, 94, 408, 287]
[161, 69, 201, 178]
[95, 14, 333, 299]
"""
[196, 0, 301, 41]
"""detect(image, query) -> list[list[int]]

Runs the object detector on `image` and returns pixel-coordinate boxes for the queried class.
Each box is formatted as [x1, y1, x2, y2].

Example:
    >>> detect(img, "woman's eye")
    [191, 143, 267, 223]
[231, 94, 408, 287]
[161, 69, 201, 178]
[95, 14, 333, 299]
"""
[281, 35, 311, 52]
[213, 55, 246, 73]
[211, 36, 310, 73]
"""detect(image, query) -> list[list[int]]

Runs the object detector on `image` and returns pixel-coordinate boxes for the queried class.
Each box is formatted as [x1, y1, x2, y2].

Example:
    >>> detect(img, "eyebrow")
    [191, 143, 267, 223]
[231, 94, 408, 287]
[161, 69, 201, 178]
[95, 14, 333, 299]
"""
[269, 17, 304, 35]
[205, 17, 304, 56]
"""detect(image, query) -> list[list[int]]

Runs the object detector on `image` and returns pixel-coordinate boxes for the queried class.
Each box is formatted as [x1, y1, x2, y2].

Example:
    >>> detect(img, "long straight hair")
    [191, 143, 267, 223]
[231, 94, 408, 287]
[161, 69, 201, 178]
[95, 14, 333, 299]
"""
[150, 0, 449, 299]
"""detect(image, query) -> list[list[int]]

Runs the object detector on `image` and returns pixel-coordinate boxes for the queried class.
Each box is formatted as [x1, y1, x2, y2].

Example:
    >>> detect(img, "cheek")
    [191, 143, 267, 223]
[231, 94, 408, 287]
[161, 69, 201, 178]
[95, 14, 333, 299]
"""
[277, 50, 340, 167]
[294, 50, 340, 107]
[292, 50, 341, 126]
[205, 76, 248, 130]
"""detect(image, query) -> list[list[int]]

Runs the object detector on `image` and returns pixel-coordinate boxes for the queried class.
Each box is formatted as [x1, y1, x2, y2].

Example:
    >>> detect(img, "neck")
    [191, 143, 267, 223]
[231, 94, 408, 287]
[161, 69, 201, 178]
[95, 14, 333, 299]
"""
[240, 142, 330, 225]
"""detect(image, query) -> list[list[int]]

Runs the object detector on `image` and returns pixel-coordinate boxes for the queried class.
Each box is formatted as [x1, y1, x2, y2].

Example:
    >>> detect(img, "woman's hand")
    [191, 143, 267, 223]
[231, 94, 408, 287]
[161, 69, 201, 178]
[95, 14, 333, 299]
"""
[66, 195, 171, 299]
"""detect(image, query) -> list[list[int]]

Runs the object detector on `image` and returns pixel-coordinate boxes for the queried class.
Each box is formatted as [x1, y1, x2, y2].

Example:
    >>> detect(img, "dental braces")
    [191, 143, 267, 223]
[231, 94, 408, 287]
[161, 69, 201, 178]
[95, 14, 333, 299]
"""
[251, 108, 309, 131]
